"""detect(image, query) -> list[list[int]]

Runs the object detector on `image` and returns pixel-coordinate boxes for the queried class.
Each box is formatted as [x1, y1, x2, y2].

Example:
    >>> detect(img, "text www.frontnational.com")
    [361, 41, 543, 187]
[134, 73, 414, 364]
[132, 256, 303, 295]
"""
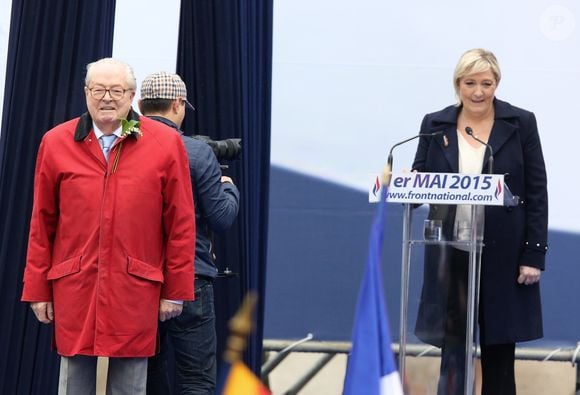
[387, 190, 493, 203]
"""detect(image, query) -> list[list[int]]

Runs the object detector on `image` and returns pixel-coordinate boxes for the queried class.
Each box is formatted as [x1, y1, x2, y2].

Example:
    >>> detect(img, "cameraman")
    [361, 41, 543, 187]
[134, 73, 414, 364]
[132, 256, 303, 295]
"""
[139, 72, 240, 394]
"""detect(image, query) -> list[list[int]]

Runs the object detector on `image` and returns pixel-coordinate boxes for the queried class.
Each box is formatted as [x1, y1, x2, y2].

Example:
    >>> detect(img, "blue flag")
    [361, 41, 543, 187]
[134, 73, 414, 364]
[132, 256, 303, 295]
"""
[343, 186, 403, 395]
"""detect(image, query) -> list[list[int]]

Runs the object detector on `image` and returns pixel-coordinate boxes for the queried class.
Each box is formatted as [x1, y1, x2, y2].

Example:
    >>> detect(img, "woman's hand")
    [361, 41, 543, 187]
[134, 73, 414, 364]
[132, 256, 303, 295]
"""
[517, 265, 541, 285]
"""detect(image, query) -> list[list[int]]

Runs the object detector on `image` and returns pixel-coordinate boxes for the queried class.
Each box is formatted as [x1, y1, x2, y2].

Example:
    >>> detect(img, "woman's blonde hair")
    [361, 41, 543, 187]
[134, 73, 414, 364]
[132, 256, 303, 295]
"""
[453, 48, 501, 104]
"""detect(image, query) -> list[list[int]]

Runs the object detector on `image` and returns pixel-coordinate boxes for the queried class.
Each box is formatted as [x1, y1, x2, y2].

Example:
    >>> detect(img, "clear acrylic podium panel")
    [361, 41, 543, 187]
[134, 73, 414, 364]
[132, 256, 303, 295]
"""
[399, 204, 484, 395]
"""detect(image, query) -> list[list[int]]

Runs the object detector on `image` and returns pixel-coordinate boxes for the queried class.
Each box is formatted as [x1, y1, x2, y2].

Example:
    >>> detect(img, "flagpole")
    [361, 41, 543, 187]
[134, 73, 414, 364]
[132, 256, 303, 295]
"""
[223, 292, 258, 364]
[384, 163, 411, 391]
[217, 292, 272, 395]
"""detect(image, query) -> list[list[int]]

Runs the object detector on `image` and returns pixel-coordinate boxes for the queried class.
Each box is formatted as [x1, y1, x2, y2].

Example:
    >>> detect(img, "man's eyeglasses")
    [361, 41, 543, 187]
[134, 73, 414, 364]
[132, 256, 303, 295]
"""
[87, 86, 132, 100]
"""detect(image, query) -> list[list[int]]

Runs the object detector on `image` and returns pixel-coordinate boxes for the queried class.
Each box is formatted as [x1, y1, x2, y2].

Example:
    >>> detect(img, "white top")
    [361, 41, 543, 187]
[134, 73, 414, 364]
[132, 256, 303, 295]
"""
[454, 130, 486, 248]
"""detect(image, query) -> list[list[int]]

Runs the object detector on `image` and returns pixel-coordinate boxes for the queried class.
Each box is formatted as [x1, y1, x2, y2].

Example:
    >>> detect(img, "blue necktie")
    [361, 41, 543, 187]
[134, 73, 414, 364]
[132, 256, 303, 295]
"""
[100, 135, 117, 161]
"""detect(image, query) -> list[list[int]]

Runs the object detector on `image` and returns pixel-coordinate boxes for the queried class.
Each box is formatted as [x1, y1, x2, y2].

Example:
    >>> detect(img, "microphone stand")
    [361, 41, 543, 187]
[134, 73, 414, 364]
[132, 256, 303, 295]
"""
[387, 131, 444, 172]
[465, 126, 494, 174]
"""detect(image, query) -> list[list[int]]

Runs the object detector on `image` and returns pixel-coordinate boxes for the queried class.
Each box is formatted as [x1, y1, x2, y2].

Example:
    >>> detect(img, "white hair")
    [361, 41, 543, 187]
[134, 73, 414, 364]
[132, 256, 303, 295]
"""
[85, 58, 136, 90]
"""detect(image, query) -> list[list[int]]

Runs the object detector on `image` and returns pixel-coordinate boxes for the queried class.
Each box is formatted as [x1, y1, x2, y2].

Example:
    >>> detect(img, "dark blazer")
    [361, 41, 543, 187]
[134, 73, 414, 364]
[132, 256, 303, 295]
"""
[412, 98, 548, 345]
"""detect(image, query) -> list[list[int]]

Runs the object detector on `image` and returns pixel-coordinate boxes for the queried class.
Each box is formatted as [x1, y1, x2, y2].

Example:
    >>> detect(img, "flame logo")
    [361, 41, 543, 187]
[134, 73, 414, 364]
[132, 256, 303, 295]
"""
[373, 176, 381, 196]
[494, 179, 503, 199]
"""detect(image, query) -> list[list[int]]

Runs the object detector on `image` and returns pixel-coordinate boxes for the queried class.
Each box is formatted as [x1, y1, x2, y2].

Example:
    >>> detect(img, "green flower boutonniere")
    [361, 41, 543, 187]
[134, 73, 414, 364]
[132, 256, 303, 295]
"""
[111, 118, 142, 173]
[120, 118, 142, 139]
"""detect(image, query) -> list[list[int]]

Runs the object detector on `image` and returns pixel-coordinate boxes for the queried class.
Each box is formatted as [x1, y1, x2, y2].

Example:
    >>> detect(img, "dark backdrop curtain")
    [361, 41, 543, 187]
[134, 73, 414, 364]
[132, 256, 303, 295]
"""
[176, 0, 273, 373]
[0, 1, 116, 393]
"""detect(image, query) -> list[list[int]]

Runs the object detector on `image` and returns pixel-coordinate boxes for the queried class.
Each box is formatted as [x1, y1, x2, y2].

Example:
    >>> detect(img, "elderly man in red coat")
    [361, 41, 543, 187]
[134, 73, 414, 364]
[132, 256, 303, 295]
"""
[21, 58, 196, 394]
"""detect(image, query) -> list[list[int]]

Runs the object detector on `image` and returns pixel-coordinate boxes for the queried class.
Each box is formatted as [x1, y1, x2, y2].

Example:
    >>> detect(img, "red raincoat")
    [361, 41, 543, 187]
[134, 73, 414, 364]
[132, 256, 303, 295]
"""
[22, 112, 195, 357]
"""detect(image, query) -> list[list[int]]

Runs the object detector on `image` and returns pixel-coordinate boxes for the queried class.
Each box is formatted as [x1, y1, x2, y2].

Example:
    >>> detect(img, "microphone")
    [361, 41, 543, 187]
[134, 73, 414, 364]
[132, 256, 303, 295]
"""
[465, 127, 494, 174]
[387, 131, 444, 170]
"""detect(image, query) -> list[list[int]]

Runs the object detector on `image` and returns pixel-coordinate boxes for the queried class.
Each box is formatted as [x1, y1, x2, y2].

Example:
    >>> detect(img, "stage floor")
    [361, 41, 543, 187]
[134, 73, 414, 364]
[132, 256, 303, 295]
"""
[264, 352, 575, 395]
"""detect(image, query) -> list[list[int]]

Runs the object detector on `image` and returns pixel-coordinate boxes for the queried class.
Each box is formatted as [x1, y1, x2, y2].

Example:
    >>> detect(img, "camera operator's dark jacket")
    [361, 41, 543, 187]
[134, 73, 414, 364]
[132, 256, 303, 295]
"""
[147, 116, 240, 279]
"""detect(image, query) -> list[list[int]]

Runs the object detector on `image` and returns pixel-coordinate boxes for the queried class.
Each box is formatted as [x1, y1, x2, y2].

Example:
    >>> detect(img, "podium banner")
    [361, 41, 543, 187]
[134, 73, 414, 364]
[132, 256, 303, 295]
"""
[369, 172, 505, 206]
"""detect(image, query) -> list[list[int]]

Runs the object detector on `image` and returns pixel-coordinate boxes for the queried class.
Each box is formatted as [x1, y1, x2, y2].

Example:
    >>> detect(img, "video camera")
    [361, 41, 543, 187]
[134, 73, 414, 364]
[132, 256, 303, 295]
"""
[192, 135, 242, 162]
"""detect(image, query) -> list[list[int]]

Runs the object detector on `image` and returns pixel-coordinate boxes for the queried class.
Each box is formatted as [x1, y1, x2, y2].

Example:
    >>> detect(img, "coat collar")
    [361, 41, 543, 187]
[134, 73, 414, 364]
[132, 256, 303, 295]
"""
[429, 98, 520, 172]
[146, 115, 183, 134]
[74, 108, 141, 141]
[430, 98, 520, 124]
[487, 100, 520, 161]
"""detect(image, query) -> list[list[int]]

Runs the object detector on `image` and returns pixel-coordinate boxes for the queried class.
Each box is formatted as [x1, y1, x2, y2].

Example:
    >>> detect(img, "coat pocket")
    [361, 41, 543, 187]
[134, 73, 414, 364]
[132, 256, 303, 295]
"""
[127, 256, 164, 283]
[46, 256, 82, 280]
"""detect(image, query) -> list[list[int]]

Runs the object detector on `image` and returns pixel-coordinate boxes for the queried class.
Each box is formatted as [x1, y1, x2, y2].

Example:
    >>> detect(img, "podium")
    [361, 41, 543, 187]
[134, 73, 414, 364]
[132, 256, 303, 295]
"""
[374, 171, 517, 394]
